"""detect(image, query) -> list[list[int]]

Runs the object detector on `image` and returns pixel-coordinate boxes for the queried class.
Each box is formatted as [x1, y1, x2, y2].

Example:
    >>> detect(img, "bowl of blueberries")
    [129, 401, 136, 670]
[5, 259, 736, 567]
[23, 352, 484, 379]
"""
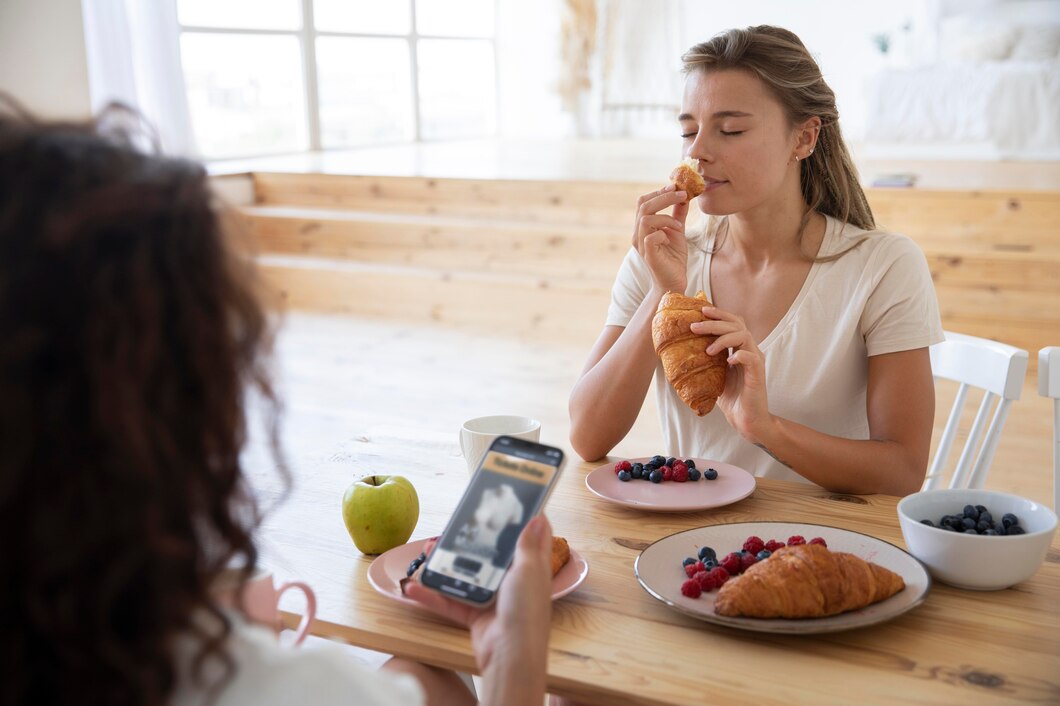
[897, 488, 1056, 590]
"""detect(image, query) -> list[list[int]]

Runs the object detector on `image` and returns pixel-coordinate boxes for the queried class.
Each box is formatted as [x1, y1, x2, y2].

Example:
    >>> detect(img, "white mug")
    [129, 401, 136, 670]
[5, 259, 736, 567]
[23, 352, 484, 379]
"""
[460, 415, 541, 475]
[213, 567, 317, 646]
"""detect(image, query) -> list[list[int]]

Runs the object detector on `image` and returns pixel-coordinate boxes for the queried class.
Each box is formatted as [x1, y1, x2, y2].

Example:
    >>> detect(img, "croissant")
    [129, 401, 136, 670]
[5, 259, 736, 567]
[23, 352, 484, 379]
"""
[670, 159, 706, 201]
[551, 536, 571, 576]
[651, 291, 727, 415]
[714, 543, 906, 619]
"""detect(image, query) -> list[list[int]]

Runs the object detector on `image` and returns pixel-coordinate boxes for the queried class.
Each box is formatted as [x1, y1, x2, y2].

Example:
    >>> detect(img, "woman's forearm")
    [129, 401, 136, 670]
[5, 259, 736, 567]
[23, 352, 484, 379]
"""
[568, 287, 666, 460]
[752, 416, 926, 496]
[478, 651, 547, 706]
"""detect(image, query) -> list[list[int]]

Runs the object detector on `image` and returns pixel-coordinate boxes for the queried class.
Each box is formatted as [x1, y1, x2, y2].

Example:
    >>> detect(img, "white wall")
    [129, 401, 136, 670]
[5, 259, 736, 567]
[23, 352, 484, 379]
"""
[0, 0, 92, 119]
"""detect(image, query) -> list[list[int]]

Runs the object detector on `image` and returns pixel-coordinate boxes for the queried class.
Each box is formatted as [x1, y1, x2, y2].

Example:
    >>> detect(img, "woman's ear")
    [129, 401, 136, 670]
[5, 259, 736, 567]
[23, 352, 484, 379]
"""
[794, 116, 821, 161]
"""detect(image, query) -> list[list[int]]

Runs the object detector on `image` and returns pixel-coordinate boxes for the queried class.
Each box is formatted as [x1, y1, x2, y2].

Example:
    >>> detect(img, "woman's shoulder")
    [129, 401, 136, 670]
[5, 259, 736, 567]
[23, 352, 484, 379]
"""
[826, 217, 927, 265]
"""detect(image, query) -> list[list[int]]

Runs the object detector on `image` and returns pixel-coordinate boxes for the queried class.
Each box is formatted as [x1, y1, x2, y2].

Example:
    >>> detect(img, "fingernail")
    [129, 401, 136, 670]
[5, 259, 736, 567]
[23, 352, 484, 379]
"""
[676, 191, 686, 199]
[663, 184, 675, 192]
[728, 355, 737, 364]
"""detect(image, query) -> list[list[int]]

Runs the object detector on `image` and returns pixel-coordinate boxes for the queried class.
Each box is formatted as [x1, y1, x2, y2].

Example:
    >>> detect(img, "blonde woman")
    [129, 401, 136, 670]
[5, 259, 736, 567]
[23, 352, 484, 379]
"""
[569, 26, 942, 496]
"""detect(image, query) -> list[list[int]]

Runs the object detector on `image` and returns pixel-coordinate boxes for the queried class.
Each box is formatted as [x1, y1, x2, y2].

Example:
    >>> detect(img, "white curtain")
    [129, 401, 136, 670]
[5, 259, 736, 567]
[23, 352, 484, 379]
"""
[81, 0, 197, 155]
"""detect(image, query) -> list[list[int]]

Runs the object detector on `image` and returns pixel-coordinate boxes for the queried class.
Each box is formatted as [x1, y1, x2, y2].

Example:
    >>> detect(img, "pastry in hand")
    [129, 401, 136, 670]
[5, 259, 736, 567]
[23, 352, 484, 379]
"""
[669, 158, 706, 201]
[651, 290, 727, 415]
[714, 543, 906, 619]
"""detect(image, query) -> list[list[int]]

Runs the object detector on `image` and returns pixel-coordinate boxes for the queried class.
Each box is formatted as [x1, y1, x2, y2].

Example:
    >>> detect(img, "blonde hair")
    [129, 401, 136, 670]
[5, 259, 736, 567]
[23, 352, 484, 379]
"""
[682, 26, 875, 255]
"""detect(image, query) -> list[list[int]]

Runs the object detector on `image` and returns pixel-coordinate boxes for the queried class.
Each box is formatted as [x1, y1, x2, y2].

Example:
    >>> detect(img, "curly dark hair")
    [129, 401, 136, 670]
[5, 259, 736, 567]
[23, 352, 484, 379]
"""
[0, 100, 285, 705]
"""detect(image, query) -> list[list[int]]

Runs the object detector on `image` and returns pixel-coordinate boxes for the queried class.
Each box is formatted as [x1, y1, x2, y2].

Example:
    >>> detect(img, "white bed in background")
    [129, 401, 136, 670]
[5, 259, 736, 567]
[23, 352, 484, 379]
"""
[863, 0, 1060, 160]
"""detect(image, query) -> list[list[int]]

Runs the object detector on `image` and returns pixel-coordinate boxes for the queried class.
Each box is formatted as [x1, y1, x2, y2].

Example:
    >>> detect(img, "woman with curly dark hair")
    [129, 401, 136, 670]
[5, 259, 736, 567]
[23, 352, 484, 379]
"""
[0, 103, 554, 706]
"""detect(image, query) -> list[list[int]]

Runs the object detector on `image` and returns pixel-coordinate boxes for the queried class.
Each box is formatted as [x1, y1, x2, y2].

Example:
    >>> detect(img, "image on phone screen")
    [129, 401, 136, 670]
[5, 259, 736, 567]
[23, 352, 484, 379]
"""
[421, 436, 564, 604]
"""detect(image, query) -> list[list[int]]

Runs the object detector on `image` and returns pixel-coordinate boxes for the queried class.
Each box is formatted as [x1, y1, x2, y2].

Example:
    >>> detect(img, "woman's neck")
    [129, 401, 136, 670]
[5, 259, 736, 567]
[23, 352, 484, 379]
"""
[723, 201, 823, 267]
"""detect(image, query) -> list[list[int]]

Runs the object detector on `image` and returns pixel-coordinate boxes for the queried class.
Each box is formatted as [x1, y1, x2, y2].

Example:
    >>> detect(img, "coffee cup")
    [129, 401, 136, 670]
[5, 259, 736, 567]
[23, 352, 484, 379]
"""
[460, 415, 541, 475]
[214, 567, 317, 646]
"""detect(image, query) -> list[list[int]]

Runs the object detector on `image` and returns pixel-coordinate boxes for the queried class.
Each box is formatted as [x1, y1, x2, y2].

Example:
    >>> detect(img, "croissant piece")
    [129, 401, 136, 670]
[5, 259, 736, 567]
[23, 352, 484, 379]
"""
[651, 291, 727, 415]
[670, 160, 706, 200]
[714, 543, 906, 619]
[551, 536, 571, 576]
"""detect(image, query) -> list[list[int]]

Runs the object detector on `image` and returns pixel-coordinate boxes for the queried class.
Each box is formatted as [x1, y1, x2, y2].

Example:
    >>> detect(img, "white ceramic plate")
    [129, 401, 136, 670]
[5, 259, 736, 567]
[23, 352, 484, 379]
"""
[368, 537, 589, 609]
[635, 522, 931, 634]
[585, 457, 756, 512]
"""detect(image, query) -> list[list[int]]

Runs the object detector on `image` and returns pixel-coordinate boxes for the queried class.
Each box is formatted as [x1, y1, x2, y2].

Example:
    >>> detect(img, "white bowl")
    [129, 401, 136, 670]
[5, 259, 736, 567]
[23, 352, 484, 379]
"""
[897, 488, 1057, 591]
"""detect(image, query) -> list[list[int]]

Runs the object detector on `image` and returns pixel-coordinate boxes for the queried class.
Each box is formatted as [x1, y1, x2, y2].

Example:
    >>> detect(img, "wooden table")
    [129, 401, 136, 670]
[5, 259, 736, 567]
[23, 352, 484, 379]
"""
[259, 430, 1060, 705]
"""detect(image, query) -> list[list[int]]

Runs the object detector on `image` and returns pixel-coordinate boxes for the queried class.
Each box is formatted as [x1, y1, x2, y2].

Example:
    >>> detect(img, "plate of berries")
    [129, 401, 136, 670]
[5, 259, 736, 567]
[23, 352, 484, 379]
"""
[634, 522, 931, 634]
[584, 456, 756, 512]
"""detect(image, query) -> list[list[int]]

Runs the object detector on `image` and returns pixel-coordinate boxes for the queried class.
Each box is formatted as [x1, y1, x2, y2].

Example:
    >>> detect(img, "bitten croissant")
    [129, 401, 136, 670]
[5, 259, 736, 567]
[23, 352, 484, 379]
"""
[651, 291, 727, 415]
[714, 543, 906, 619]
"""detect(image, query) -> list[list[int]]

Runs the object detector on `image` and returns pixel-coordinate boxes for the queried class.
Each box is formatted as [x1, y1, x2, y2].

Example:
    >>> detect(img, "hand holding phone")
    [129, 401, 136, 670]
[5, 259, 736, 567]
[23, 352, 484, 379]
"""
[419, 436, 564, 606]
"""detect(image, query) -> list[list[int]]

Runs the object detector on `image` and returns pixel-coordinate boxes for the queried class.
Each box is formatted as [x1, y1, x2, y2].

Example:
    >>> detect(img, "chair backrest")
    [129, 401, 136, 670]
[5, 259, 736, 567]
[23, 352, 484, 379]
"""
[925, 331, 1029, 491]
[1039, 347, 1060, 512]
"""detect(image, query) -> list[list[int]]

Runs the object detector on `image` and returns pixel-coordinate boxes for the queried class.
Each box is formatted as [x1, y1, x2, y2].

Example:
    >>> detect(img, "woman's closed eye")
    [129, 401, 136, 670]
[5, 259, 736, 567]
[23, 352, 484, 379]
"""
[681, 131, 697, 139]
[720, 130, 745, 136]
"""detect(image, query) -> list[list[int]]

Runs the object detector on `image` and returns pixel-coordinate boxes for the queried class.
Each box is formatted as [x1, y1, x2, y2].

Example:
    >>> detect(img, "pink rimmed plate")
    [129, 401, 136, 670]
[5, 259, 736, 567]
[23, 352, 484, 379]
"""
[367, 537, 589, 609]
[585, 457, 756, 512]
[634, 522, 931, 634]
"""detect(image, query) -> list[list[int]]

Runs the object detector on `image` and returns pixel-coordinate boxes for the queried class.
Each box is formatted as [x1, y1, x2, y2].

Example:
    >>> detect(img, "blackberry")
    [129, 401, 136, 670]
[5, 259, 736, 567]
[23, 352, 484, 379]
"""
[704, 468, 719, 480]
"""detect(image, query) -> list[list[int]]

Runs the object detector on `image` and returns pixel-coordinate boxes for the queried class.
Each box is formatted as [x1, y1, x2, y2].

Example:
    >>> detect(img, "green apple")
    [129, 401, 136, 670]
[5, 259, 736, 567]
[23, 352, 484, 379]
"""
[342, 475, 420, 555]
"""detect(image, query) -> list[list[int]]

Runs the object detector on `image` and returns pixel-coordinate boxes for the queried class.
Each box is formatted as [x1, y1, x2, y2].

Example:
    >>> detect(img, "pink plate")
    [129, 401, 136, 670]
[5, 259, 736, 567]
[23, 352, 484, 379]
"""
[367, 537, 589, 609]
[585, 457, 756, 512]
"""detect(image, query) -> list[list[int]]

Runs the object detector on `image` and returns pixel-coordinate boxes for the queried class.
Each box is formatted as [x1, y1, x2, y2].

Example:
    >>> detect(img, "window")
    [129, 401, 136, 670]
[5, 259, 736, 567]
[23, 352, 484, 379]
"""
[177, 0, 497, 159]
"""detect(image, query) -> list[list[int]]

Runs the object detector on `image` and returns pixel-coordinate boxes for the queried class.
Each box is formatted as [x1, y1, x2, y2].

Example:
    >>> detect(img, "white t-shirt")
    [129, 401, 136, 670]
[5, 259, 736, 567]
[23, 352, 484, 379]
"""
[606, 215, 944, 484]
[171, 614, 425, 706]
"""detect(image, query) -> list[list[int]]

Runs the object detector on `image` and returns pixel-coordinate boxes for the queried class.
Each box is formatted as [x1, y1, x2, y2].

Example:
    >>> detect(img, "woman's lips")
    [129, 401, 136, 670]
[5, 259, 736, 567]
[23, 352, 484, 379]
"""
[701, 178, 728, 192]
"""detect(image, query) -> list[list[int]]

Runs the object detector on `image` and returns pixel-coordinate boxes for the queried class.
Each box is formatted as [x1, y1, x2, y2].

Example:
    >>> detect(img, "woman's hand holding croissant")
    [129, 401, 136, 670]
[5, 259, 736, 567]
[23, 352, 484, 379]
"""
[633, 185, 690, 294]
[690, 307, 773, 442]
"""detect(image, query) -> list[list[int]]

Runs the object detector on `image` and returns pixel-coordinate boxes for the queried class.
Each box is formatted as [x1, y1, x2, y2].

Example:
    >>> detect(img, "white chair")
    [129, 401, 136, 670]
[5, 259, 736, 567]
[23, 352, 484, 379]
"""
[1039, 347, 1060, 512]
[924, 331, 1029, 491]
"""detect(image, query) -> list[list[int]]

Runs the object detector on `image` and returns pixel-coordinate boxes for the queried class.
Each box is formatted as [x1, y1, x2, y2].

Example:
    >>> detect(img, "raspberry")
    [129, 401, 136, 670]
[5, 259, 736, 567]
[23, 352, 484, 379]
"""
[672, 465, 689, 482]
[720, 552, 742, 575]
[739, 553, 758, 572]
[693, 570, 715, 591]
[708, 566, 730, 587]
[684, 560, 705, 578]
[681, 578, 702, 598]
[809, 537, 827, 547]
[672, 461, 687, 475]
[614, 460, 632, 474]
[661, 465, 673, 481]
[742, 536, 765, 555]
[764, 539, 786, 553]
[787, 535, 806, 546]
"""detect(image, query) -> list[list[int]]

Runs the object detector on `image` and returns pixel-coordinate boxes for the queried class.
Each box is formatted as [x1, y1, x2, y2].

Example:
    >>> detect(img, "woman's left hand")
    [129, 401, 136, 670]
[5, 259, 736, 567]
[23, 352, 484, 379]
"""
[690, 307, 773, 442]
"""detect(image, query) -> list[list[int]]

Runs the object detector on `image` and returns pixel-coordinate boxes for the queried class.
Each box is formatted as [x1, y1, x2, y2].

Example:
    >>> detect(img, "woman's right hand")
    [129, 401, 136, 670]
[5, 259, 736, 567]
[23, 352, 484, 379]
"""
[633, 185, 690, 294]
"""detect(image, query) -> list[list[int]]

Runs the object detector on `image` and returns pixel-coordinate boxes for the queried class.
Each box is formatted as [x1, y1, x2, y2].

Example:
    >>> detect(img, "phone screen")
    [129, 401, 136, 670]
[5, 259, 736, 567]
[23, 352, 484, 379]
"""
[421, 436, 564, 604]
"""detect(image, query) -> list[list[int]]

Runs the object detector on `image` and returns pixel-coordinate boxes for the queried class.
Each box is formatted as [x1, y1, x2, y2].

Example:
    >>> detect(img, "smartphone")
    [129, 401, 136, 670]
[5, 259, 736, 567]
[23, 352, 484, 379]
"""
[420, 435, 565, 606]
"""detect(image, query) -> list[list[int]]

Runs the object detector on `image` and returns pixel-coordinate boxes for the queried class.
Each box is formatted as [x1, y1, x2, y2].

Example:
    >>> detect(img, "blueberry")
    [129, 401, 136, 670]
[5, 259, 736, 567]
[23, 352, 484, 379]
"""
[618, 470, 631, 482]
[650, 455, 666, 466]
[687, 468, 701, 481]
[1002, 513, 1018, 528]
[948, 517, 965, 531]
[632, 462, 644, 473]
[630, 466, 642, 480]
[963, 504, 979, 521]
[979, 511, 993, 526]
[698, 546, 717, 561]
[975, 504, 989, 515]
[984, 529, 999, 536]
[940, 524, 956, 532]
[649, 469, 663, 483]
[920, 519, 935, 527]
[964, 529, 979, 534]
[995, 524, 1007, 536]
[976, 520, 991, 533]
[1006, 525, 1025, 535]
[702, 559, 717, 570]
[756, 550, 772, 560]
[961, 517, 977, 530]
[704, 468, 719, 481]
[685, 459, 696, 469]
[665, 456, 677, 467]
[682, 557, 697, 567]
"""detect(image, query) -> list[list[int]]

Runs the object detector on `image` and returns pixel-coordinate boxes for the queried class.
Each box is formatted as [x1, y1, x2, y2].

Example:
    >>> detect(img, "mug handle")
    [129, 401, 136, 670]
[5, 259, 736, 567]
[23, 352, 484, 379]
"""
[276, 581, 317, 646]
